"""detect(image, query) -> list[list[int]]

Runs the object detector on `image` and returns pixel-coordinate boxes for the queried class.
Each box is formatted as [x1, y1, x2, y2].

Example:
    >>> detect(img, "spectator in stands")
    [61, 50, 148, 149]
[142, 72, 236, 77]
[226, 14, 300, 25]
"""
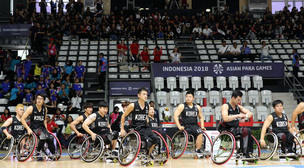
[240, 41, 255, 62]
[129, 40, 140, 67]
[75, 61, 85, 83]
[25, 77, 36, 94]
[0, 77, 11, 98]
[37, 76, 46, 91]
[8, 87, 20, 106]
[117, 41, 127, 63]
[50, 68, 61, 84]
[62, 76, 72, 90]
[72, 78, 82, 97]
[39, 0, 47, 18]
[213, 23, 225, 40]
[34, 62, 43, 81]
[292, 49, 300, 85]
[98, 53, 107, 91]
[47, 115, 59, 133]
[50, 83, 58, 107]
[218, 41, 232, 62]
[0, 108, 11, 125]
[35, 84, 45, 96]
[47, 38, 58, 67]
[153, 46, 163, 63]
[260, 41, 272, 62]
[230, 42, 241, 62]
[230, 24, 239, 40]
[25, 88, 33, 106]
[90, 25, 99, 40]
[140, 45, 150, 68]
[58, 115, 74, 148]
[23, 55, 32, 80]
[77, 25, 89, 40]
[14, 77, 24, 101]
[68, 91, 81, 114]
[7, 56, 21, 82]
[191, 23, 202, 40]
[202, 25, 213, 40]
[52, 108, 66, 131]
[63, 60, 74, 79]
[69, 24, 79, 41]
[169, 46, 183, 63]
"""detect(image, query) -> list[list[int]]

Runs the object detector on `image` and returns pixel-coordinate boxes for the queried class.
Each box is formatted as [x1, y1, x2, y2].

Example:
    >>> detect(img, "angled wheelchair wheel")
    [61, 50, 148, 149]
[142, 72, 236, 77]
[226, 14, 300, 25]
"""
[16, 133, 37, 162]
[152, 130, 169, 165]
[292, 136, 302, 158]
[45, 132, 62, 161]
[170, 130, 188, 159]
[211, 132, 235, 165]
[295, 129, 304, 156]
[118, 131, 141, 166]
[200, 131, 213, 157]
[260, 132, 278, 160]
[68, 134, 88, 159]
[0, 137, 14, 160]
[80, 135, 105, 163]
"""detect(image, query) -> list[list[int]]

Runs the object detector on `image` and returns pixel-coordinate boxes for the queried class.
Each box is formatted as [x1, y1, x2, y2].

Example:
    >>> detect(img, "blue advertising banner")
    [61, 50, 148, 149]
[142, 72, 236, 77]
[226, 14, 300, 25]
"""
[0, 24, 31, 36]
[109, 81, 151, 96]
[152, 63, 284, 78]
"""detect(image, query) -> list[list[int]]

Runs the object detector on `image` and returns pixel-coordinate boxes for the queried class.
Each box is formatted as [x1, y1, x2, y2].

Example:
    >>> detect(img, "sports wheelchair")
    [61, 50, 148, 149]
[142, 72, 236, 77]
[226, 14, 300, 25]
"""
[260, 132, 302, 161]
[170, 130, 212, 159]
[80, 132, 120, 163]
[15, 132, 62, 162]
[118, 130, 169, 166]
[0, 136, 19, 160]
[68, 134, 88, 159]
[211, 131, 260, 165]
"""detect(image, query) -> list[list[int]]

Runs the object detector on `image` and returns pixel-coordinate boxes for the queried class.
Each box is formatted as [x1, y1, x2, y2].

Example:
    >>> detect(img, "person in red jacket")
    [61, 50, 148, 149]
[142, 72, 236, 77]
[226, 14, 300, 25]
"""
[117, 40, 127, 63]
[140, 45, 150, 69]
[129, 39, 140, 67]
[153, 46, 162, 63]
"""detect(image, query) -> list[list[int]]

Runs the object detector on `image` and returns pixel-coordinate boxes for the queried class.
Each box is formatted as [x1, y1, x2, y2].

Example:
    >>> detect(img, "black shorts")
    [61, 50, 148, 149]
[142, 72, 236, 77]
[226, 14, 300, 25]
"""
[32, 126, 52, 141]
[136, 127, 158, 145]
[97, 130, 118, 144]
[184, 124, 203, 139]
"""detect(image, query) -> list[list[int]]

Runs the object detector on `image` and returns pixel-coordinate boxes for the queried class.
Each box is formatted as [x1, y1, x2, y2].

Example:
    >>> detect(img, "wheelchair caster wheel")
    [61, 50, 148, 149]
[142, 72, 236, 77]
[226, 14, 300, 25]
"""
[286, 157, 290, 161]
[194, 156, 198, 159]
[243, 161, 246, 165]
[235, 160, 238, 164]
[149, 162, 154, 166]
[100, 158, 103, 161]
[296, 157, 300, 161]
[270, 157, 273, 160]
[254, 160, 258, 164]
[113, 159, 117, 163]
[206, 155, 209, 159]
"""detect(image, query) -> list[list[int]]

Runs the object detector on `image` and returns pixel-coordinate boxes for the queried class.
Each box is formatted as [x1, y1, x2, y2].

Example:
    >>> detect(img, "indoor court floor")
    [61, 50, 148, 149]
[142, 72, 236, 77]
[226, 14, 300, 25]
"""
[2, 154, 304, 168]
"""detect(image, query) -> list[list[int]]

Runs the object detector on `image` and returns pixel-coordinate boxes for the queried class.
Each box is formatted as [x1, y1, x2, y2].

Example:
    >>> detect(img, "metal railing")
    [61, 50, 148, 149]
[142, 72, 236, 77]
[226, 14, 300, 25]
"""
[283, 64, 304, 102]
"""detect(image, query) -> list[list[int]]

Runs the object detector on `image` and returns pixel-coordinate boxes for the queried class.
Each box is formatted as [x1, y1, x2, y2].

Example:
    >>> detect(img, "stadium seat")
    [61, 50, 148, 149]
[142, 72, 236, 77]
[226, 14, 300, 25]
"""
[194, 91, 206, 106]
[155, 77, 164, 90]
[261, 90, 272, 107]
[0, 98, 8, 105]
[241, 76, 251, 91]
[179, 76, 189, 91]
[222, 90, 232, 104]
[156, 91, 167, 107]
[228, 76, 239, 90]
[191, 76, 201, 90]
[170, 91, 181, 106]
[214, 106, 221, 121]
[216, 76, 226, 91]
[204, 76, 214, 91]
[209, 91, 220, 107]
[256, 106, 268, 121]
[253, 76, 263, 91]
[167, 77, 177, 91]
[248, 90, 259, 107]
[201, 106, 213, 122]
[240, 90, 247, 105]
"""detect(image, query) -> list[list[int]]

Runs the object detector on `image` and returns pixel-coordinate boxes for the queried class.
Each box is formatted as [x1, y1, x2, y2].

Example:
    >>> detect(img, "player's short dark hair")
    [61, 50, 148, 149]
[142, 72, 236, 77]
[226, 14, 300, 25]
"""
[83, 102, 93, 109]
[138, 87, 148, 94]
[231, 90, 243, 99]
[36, 92, 46, 100]
[99, 101, 108, 108]
[272, 100, 283, 108]
[186, 90, 194, 97]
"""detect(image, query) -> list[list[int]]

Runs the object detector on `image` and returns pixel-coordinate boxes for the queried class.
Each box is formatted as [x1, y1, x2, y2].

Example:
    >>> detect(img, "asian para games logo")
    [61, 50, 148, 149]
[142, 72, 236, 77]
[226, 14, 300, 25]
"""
[213, 64, 223, 74]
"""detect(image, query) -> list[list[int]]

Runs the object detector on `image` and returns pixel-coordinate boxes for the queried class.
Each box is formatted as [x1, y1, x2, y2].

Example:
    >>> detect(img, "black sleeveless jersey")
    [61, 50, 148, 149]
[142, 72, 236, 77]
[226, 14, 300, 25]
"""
[11, 116, 25, 138]
[148, 116, 158, 131]
[91, 112, 108, 133]
[271, 112, 289, 133]
[181, 103, 198, 125]
[298, 112, 304, 128]
[131, 101, 149, 128]
[30, 104, 46, 129]
[76, 114, 87, 130]
[221, 102, 240, 128]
